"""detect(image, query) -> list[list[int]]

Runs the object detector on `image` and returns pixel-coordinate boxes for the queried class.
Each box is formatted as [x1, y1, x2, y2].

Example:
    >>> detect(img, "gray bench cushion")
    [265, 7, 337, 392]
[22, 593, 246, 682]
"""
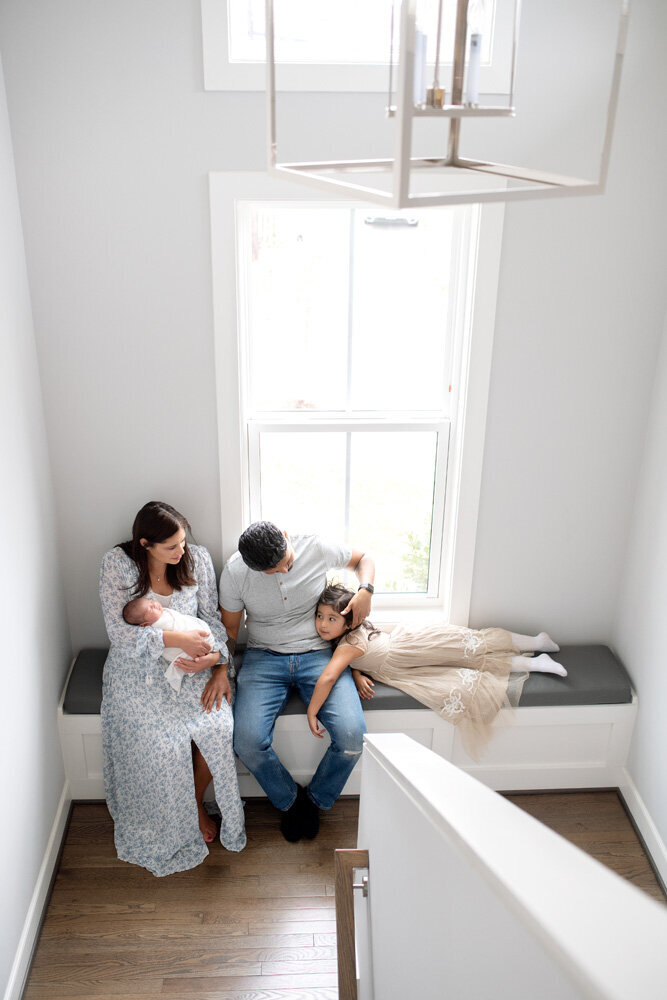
[62, 644, 633, 716]
[519, 644, 633, 707]
[63, 648, 107, 714]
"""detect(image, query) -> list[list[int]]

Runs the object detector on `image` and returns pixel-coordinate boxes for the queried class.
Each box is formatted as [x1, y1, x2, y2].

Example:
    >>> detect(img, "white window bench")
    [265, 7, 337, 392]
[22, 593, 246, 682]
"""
[58, 645, 636, 799]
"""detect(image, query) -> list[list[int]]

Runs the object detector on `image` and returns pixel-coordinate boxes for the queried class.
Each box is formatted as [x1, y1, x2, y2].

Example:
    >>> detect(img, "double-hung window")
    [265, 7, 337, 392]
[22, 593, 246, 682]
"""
[210, 173, 504, 621]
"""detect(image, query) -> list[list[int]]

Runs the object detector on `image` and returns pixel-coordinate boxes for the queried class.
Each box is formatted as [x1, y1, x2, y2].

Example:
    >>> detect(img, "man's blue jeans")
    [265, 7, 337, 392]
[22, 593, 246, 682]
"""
[233, 648, 366, 810]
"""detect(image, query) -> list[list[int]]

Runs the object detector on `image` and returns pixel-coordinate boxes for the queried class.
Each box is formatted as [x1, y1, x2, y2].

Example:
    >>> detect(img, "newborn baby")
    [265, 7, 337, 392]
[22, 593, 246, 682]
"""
[123, 596, 217, 693]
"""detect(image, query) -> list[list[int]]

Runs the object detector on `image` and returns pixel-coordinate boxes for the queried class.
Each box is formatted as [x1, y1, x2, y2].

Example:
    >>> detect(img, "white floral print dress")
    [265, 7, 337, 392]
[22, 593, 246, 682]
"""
[99, 544, 246, 876]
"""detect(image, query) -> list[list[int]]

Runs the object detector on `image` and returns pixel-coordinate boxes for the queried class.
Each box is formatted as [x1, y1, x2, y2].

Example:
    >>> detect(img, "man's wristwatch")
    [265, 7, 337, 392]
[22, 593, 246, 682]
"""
[358, 583, 375, 595]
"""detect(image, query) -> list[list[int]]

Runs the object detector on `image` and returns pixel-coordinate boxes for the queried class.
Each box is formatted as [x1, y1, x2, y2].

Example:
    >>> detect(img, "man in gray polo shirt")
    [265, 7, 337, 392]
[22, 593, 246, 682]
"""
[217, 521, 375, 841]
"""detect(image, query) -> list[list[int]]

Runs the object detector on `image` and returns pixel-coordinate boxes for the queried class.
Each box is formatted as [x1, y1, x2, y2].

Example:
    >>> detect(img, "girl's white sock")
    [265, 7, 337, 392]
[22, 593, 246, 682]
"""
[510, 631, 560, 653]
[510, 653, 567, 677]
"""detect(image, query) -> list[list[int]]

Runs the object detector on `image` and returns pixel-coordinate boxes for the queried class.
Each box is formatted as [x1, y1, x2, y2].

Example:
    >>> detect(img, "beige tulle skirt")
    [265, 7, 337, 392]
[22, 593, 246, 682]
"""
[366, 625, 526, 759]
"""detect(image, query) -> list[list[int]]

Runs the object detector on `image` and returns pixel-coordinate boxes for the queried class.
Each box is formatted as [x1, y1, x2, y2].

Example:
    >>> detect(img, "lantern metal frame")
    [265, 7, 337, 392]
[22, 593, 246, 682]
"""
[266, 0, 630, 208]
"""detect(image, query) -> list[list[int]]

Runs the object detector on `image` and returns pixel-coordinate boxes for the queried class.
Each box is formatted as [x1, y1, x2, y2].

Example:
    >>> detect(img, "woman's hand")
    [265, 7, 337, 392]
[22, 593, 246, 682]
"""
[174, 650, 220, 674]
[307, 707, 326, 739]
[175, 630, 212, 659]
[353, 671, 375, 700]
[200, 668, 232, 713]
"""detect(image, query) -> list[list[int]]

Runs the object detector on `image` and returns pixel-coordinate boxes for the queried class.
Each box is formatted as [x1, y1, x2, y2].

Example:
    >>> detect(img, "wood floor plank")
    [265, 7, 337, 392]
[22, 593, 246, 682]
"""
[161, 972, 339, 993]
[26, 993, 338, 1000]
[185, 992, 338, 1000]
[33, 944, 335, 968]
[24, 994, 167, 1000]
[36, 932, 317, 955]
[209, 860, 328, 875]
[23, 978, 165, 998]
[58, 844, 131, 868]
[248, 920, 337, 936]
[260, 960, 338, 976]
[200, 907, 335, 926]
[50, 889, 336, 911]
[313, 933, 337, 946]
[45, 901, 158, 916]
[28, 949, 262, 979]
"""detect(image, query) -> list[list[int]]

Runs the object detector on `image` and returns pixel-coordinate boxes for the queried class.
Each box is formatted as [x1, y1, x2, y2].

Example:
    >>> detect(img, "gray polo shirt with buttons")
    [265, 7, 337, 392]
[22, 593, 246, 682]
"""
[219, 534, 352, 654]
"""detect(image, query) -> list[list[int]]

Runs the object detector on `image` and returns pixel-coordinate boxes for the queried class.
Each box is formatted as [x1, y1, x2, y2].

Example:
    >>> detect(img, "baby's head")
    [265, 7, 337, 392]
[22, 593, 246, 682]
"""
[123, 596, 163, 626]
[315, 584, 356, 642]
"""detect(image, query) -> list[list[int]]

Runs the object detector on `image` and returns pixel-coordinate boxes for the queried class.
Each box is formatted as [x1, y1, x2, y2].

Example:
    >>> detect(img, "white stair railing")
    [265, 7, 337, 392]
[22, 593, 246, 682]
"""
[335, 733, 667, 1000]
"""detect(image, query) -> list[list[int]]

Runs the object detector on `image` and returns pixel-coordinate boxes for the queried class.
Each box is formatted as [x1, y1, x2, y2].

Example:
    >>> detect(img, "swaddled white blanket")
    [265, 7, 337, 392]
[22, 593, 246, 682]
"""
[155, 607, 216, 692]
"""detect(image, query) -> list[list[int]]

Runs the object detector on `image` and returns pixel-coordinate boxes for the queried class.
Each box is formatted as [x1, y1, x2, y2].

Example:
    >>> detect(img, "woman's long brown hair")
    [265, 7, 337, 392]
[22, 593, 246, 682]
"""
[118, 500, 196, 598]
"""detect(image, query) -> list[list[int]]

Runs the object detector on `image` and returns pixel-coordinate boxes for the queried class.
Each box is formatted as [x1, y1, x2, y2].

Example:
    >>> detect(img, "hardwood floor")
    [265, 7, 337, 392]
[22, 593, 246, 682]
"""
[24, 799, 355, 1000]
[23, 791, 664, 999]
[505, 790, 666, 903]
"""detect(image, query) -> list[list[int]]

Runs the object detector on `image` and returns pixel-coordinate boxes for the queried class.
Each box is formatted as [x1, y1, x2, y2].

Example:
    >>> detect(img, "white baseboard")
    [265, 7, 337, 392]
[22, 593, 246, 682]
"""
[618, 768, 667, 890]
[3, 781, 72, 1000]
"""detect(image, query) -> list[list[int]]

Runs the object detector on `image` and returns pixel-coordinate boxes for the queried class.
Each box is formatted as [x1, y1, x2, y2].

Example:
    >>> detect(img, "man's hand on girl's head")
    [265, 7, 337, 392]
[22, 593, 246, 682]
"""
[342, 587, 372, 628]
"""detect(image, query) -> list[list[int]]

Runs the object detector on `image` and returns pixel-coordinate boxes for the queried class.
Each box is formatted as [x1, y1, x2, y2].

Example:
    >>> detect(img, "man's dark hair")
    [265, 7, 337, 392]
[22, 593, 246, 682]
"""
[238, 521, 287, 571]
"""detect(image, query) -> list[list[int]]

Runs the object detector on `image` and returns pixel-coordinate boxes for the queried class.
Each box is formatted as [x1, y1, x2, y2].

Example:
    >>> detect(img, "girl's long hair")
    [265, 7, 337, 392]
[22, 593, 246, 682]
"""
[317, 583, 380, 645]
[118, 500, 196, 598]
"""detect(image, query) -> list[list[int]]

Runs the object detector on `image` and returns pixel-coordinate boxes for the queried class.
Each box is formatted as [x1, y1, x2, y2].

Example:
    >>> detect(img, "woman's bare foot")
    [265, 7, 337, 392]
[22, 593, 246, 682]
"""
[198, 803, 217, 843]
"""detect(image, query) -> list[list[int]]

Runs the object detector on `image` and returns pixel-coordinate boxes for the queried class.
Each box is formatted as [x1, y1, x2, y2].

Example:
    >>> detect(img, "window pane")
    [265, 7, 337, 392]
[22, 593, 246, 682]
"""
[350, 209, 457, 410]
[228, 0, 494, 65]
[230, 0, 394, 65]
[258, 432, 347, 537]
[243, 206, 349, 411]
[348, 431, 437, 593]
[241, 204, 462, 414]
[257, 429, 438, 594]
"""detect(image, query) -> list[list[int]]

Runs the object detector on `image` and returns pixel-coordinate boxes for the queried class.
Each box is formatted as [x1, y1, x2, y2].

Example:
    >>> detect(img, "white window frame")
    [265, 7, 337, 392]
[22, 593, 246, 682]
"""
[201, 0, 517, 94]
[209, 171, 505, 624]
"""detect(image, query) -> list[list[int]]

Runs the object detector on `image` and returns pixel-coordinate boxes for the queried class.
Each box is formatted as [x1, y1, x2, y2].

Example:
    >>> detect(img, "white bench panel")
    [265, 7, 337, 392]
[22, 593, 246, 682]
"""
[58, 697, 637, 801]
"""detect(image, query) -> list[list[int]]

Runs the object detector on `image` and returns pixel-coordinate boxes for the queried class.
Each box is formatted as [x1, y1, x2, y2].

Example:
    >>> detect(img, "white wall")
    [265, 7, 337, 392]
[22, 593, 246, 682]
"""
[468, 0, 667, 635]
[0, 54, 71, 999]
[614, 309, 667, 845]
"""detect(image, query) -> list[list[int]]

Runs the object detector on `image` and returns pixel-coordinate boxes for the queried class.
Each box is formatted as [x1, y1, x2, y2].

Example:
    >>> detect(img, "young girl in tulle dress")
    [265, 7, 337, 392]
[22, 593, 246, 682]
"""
[307, 584, 566, 755]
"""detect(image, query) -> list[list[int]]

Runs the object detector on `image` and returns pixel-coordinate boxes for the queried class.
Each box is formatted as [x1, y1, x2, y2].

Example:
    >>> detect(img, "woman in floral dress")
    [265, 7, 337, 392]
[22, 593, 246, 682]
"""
[99, 501, 245, 876]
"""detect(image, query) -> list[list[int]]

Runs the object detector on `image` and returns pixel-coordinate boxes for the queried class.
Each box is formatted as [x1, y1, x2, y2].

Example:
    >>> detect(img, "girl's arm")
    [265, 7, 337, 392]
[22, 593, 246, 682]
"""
[307, 643, 364, 738]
